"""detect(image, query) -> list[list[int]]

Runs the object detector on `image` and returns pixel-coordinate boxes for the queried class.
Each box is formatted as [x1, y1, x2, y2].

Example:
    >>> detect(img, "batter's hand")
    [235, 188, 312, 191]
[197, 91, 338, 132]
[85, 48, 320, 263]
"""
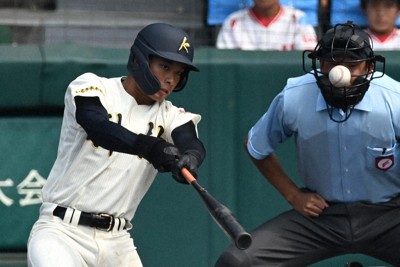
[290, 191, 329, 217]
[135, 134, 180, 172]
[171, 150, 201, 184]
[149, 141, 180, 172]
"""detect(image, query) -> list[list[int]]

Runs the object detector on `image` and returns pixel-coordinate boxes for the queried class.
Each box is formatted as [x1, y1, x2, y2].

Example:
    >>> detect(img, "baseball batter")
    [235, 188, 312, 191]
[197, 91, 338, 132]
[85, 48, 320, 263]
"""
[216, 0, 317, 50]
[27, 23, 206, 267]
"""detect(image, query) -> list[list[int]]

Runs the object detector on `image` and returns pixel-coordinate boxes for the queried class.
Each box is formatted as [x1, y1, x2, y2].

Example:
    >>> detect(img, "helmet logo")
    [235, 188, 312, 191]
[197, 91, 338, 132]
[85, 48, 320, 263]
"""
[178, 37, 190, 54]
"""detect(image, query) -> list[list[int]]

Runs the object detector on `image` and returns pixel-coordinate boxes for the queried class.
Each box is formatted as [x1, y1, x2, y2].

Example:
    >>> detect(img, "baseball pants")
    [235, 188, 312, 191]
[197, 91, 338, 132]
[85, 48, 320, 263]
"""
[215, 195, 400, 267]
[27, 202, 142, 267]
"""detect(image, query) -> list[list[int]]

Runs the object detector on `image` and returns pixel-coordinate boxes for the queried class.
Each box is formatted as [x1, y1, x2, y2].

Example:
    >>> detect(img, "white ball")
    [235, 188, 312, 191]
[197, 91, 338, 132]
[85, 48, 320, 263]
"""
[328, 65, 351, 87]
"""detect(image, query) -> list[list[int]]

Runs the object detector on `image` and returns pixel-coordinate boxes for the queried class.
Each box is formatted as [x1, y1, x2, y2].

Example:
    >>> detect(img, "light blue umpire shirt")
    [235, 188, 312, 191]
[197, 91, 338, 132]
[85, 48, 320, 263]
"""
[247, 72, 400, 203]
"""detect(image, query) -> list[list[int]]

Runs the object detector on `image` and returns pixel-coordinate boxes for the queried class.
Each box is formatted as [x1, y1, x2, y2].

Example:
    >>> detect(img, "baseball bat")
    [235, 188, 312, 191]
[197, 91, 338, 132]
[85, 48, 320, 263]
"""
[181, 168, 252, 250]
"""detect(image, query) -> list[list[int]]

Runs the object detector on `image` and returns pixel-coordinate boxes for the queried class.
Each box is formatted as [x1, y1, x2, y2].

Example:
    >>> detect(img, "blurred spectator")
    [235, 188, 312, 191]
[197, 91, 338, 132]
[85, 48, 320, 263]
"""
[216, 0, 317, 50]
[361, 0, 400, 50]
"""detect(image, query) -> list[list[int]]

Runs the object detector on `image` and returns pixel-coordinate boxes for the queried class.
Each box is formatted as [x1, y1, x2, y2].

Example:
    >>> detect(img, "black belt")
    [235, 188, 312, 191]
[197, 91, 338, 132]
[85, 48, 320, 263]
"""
[53, 206, 125, 232]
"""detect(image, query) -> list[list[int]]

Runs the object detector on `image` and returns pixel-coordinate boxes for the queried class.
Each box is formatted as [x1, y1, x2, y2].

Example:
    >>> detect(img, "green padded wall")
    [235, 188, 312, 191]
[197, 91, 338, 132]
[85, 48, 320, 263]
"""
[0, 46, 42, 108]
[0, 117, 61, 249]
[0, 44, 395, 266]
[0, 26, 11, 44]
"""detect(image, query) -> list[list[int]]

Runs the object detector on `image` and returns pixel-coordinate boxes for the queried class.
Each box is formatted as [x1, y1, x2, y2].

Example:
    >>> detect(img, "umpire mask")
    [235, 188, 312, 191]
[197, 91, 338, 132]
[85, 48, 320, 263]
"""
[303, 21, 385, 122]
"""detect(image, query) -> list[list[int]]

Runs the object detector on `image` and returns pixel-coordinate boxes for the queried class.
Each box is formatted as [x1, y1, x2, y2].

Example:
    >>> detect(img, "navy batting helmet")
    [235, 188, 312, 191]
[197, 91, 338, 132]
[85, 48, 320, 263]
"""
[127, 23, 199, 95]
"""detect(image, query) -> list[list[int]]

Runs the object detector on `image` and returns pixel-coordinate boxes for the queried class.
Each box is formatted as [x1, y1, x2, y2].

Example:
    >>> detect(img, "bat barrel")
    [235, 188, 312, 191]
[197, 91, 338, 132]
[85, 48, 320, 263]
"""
[181, 168, 252, 250]
[209, 200, 252, 250]
[218, 212, 252, 250]
[236, 232, 252, 250]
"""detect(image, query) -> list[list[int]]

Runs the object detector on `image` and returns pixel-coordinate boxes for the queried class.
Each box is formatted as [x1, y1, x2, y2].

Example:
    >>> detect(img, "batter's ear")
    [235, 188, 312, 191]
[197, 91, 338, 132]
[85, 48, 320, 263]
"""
[131, 55, 140, 65]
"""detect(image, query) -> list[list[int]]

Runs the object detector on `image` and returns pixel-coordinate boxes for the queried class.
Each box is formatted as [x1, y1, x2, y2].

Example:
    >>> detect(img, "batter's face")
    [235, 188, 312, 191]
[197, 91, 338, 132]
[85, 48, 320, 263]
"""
[148, 56, 187, 102]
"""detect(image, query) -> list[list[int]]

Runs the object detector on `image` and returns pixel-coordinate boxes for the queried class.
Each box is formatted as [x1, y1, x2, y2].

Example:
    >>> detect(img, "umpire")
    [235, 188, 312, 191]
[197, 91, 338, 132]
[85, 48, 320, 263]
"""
[215, 21, 400, 266]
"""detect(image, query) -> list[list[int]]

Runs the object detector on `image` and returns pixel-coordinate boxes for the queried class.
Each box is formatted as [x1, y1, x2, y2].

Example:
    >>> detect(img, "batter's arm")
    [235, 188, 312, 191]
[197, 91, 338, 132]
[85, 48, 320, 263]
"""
[171, 121, 205, 163]
[74, 96, 181, 172]
[75, 96, 138, 154]
[170, 122, 206, 183]
[244, 136, 328, 217]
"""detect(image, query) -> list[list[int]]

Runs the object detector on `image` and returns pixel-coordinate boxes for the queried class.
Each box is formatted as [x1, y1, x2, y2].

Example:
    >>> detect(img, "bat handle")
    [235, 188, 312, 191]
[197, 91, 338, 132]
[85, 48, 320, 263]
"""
[181, 168, 206, 192]
[181, 167, 196, 184]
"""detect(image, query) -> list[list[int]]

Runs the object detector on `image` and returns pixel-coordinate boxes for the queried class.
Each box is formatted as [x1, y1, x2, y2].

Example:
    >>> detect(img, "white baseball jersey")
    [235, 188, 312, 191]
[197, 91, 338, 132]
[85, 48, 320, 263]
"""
[41, 72, 201, 221]
[366, 28, 400, 50]
[216, 5, 317, 50]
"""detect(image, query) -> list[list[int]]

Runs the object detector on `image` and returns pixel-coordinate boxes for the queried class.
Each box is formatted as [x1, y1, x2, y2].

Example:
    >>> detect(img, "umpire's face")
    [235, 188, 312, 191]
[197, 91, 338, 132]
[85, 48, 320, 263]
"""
[148, 56, 188, 103]
[320, 58, 371, 86]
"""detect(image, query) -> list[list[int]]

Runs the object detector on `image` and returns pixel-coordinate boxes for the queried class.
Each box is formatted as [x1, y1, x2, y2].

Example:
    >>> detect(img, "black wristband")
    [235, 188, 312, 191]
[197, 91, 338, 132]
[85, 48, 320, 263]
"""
[134, 134, 163, 161]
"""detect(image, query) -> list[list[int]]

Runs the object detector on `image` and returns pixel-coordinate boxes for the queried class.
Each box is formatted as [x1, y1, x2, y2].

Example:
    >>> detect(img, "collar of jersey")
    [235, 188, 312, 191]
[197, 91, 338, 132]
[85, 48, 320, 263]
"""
[249, 6, 282, 27]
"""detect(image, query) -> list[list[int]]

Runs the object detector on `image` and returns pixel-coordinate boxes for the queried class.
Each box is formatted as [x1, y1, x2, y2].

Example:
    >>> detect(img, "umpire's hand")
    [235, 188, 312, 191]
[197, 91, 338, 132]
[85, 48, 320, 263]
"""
[290, 191, 329, 217]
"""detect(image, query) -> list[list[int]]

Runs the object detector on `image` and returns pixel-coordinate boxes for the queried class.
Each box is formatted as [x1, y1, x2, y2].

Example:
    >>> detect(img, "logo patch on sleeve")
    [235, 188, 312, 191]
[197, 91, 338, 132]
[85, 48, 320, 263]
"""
[375, 155, 394, 171]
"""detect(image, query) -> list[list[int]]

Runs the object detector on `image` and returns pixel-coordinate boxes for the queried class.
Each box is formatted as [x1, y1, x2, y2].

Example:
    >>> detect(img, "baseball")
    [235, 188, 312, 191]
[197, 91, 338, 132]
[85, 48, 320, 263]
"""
[328, 65, 351, 87]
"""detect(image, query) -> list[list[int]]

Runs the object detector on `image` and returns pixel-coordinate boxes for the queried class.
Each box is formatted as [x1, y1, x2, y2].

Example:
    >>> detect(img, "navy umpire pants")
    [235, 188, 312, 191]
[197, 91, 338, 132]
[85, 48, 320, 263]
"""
[214, 196, 400, 267]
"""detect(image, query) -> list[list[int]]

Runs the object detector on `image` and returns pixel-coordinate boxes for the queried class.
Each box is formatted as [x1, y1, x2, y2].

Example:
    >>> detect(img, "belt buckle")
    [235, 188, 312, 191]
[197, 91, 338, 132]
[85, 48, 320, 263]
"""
[96, 213, 114, 232]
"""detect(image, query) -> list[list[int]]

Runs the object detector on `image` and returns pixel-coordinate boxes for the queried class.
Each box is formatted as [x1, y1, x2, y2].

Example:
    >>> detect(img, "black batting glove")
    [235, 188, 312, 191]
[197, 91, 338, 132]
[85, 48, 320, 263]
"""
[172, 150, 202, 184]
[135, 134, 180, 172]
